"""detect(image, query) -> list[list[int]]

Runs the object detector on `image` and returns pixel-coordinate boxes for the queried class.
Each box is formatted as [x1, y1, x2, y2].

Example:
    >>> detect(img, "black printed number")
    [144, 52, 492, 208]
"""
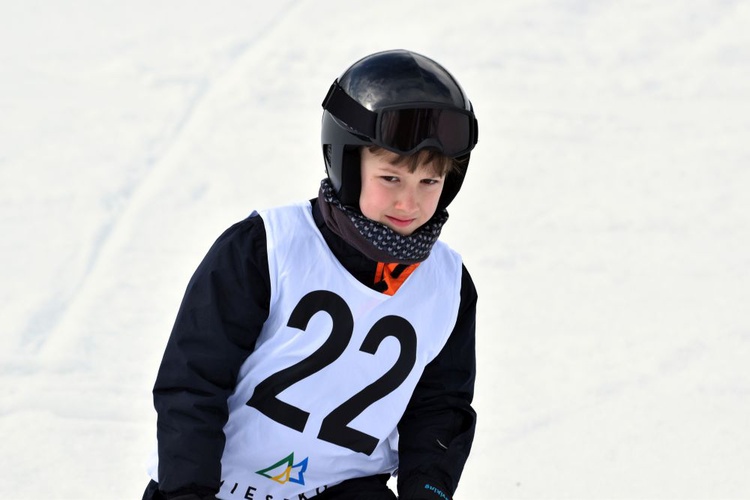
[246, 290, 417, 455]
[246, 291, 353, 432]
[318, 315, 416, 454]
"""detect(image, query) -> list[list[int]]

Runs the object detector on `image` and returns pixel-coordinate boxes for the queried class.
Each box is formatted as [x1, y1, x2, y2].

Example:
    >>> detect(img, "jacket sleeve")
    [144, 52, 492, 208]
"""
[397, 264, 478, 500]
[152, 214, 271, 498]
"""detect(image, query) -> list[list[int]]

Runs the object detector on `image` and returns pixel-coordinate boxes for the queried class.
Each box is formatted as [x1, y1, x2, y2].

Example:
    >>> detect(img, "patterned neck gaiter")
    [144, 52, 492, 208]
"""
[317, 179, 448, 264]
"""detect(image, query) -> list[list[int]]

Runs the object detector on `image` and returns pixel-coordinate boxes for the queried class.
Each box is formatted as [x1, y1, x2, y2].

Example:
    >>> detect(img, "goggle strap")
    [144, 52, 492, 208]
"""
[322, 81, 377, 138]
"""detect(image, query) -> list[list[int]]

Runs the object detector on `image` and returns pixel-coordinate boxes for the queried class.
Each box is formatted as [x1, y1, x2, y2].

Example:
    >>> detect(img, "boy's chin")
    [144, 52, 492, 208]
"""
[386, 224, 416, 236]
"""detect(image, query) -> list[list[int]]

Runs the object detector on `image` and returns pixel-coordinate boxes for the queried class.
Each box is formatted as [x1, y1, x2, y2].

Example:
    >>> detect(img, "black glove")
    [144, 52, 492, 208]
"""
[164, 486, 217, 500]
[167, 495, 216, 500]
[398, 475, 452, 500]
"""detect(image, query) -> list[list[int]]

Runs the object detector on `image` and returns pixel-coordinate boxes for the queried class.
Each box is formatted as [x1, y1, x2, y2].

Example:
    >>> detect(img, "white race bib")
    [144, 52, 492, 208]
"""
[218, 203, 462, 499]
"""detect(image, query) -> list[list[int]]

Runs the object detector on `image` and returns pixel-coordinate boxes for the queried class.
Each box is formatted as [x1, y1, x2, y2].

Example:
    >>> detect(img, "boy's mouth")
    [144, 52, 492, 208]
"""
[385, 215, 416, 228]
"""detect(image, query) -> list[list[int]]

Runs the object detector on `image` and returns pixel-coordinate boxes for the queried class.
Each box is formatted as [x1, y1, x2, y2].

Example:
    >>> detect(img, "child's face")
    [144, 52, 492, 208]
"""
[359, 147, 445, 236]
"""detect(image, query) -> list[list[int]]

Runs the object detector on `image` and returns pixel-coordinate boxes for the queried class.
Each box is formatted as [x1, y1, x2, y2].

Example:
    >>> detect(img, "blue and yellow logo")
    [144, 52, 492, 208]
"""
[256, 452, 308, 485]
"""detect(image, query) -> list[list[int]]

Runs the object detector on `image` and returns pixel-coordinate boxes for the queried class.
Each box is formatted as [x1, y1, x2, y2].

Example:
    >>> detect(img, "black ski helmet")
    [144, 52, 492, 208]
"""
[321, 49, 478, 210]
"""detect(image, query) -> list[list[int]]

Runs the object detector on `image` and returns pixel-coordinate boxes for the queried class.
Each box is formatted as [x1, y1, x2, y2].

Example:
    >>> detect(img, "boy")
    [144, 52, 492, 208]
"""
[144, 49, 479, 500]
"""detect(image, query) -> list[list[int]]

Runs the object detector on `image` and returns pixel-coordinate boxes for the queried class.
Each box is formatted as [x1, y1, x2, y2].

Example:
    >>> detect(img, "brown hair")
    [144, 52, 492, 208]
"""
[365, 146, 464, 178]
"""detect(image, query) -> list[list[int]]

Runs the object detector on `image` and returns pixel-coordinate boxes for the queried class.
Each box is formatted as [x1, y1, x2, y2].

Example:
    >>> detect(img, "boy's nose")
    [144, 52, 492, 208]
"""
[394, 188, 418, 212]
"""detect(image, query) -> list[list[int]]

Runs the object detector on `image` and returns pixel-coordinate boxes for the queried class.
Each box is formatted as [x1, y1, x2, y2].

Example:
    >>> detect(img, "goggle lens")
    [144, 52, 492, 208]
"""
[322, 81, 478, 157]
[379, 108, 473, 156]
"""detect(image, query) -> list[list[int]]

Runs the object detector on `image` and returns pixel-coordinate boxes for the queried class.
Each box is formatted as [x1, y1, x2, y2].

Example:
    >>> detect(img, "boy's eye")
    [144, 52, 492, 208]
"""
[421, 178, 440, 185]
[381, 176, 399, 182]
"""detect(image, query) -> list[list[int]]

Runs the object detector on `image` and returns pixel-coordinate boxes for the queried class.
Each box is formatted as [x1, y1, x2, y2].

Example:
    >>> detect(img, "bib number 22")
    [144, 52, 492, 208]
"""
[246, 290, 417, 455]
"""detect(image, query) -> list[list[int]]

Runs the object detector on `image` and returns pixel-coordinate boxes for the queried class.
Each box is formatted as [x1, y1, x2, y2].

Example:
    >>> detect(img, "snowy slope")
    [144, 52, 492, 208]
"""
[1, 1, 749, 498]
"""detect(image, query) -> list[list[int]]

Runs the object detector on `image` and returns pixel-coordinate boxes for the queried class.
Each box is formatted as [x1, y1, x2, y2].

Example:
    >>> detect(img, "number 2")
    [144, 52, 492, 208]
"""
[246, 290, 417, 455]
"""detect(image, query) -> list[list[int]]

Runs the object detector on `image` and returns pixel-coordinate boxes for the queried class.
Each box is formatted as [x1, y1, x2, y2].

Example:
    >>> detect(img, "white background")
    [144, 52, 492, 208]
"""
[1, 1, 749, 498]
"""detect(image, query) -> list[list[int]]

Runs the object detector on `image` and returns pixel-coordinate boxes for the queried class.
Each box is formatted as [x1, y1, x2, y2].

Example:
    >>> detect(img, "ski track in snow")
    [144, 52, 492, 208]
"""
[17, 1, 304, 363]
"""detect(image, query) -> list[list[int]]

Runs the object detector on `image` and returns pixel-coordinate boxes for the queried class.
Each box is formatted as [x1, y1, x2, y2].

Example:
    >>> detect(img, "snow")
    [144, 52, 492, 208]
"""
[1, 0, 749, 498]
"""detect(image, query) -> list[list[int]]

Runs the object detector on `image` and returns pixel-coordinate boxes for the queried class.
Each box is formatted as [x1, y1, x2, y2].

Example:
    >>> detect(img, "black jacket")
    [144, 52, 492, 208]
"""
[151, 199, 477, 499]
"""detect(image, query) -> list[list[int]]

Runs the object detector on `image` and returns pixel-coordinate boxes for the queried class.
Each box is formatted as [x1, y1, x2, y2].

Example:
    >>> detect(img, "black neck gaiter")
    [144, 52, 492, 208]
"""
[317, 179, 448, 264]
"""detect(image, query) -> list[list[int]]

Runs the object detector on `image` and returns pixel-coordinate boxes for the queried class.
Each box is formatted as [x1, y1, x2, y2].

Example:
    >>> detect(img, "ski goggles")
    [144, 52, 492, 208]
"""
[322, 81, 478, 157]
